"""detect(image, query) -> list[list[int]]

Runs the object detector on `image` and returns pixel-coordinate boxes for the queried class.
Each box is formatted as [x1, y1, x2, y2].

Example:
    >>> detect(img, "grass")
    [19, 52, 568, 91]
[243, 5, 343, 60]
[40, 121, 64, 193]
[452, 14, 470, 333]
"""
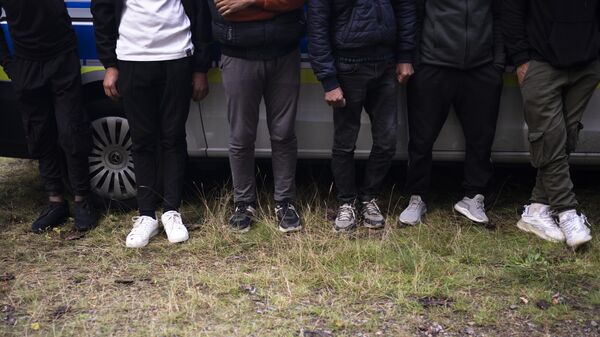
[0, 158, 599, 337]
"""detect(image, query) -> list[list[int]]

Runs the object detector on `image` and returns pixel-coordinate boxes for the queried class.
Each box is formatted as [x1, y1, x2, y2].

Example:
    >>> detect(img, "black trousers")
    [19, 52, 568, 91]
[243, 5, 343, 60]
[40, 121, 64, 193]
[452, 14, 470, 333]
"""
[405, 63, 502, 200]
[118, 57, 192, 215]
[331, 61, 398, 203]
[11, 50, 92, 196]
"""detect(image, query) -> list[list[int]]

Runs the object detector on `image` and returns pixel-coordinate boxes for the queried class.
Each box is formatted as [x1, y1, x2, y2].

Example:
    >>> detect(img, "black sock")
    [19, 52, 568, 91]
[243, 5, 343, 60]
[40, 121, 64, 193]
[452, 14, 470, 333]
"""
[140, 210, 156, 219]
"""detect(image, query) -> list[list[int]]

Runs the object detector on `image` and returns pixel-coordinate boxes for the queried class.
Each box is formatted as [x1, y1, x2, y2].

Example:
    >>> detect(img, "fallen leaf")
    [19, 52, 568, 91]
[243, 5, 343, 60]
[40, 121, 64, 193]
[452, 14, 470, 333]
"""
[519, 296, 529, 304]
[0, 274, 15, 282]
[31, 322, 40, 330]
[61, 230, 86, 241]
[50, 305, 70, 319]
[536, 299, 549, 310]
[114, 279, 135, 285]
[417, 296, 454, 308]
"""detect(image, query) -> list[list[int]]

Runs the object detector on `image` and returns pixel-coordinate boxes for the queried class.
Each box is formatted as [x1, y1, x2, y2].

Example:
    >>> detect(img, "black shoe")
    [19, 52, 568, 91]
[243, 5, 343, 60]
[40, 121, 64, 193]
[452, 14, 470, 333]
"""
[228, 202, 257, 233]
[74, 198, 99, 231]
[275, 202, 302, 233]
[31, 201, 69, 233]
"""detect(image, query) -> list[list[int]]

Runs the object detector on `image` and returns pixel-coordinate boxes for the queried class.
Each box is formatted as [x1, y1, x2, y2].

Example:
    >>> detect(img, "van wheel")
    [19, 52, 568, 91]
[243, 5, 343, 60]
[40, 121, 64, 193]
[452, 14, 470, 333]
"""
[86, 99, 137, 210]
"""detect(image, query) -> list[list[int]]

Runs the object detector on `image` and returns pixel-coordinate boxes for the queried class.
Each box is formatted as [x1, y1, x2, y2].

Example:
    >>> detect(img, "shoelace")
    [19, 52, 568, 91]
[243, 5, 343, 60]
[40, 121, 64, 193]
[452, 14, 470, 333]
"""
[475, 198, 485, 212]
[337, 204, 355, 221]
[129, 216, 153, 236]
[562, 214, 590, 235]
[163, 212, 182, 225]
[407, 197, 422, 211]
[363, 199, 381, 215]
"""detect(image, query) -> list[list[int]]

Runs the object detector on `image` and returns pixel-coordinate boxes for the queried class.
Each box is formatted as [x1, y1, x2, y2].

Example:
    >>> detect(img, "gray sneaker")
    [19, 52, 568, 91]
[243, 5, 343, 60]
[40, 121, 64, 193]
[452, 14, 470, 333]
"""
[558, 210, 592, 249]
[334, 203, 356, 232]
[454, 194, 489, 223]
[399, 195, 427, 225]
[361, 199, 385, 229]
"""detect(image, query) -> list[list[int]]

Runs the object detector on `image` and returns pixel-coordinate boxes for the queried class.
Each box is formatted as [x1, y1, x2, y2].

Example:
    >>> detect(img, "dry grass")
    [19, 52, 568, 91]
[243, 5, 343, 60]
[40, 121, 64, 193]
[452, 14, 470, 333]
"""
[0, 158, 599, 337]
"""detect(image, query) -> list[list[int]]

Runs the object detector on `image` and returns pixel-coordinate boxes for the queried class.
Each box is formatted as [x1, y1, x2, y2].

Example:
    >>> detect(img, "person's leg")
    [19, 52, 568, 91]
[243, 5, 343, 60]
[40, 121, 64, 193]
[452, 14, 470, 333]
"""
[359, 61, 398, 201]
[221, 55, 264, 205]
[263, 49, 300, 204]
[520, 61, 574, 212]
[331, 62, 369, 204]
[49, 51, 93, 200]
[159, 57, 193, 213]
[405, 65, 454, 200]
[118, 60, 162, 218]
[12, 58, 69, 231]
[455, 63, 502, 198]
[263, 49, 302, 232]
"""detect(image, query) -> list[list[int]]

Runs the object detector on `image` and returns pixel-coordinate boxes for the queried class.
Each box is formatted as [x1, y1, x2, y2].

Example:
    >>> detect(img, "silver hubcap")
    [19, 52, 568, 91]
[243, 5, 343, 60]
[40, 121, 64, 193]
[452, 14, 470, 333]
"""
[88, 116, 136, 200]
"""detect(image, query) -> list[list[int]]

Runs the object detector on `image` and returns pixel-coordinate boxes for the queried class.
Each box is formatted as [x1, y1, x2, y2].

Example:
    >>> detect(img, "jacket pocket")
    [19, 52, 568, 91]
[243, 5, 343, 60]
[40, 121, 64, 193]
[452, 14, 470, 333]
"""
[528, 131, 545, 168]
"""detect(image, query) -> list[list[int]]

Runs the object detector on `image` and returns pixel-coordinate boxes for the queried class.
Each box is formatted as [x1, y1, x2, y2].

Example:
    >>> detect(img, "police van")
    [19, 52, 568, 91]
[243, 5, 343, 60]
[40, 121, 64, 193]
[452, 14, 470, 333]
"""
[1, 0, 600, 205]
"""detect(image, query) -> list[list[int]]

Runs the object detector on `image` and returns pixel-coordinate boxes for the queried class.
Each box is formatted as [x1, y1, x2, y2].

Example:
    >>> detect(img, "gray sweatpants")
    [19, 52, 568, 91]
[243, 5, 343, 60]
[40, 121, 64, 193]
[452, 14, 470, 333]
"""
[520, 59, 600, 211]
[221, 49, 300, 204]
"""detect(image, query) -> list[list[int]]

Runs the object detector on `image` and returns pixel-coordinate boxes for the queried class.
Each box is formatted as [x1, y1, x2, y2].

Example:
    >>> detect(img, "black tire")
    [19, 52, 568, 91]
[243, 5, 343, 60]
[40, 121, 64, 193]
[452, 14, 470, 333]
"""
[86, 98, 138, 210]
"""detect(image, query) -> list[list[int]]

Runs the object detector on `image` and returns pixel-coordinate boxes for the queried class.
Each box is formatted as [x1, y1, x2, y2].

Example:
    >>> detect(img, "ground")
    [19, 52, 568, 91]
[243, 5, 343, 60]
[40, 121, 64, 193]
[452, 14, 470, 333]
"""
[0, 158, 599, 337]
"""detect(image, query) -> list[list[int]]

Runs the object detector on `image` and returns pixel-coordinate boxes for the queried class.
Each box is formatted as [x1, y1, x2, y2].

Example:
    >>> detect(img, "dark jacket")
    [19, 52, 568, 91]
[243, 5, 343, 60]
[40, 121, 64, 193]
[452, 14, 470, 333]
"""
[416, 0, 505, 70]
[504, 0, 600, 68]
[206, 1, 305, 60]
[0, 0, 77, 74]
[308, 0, 417, 91]
[91, 0, 211, 72]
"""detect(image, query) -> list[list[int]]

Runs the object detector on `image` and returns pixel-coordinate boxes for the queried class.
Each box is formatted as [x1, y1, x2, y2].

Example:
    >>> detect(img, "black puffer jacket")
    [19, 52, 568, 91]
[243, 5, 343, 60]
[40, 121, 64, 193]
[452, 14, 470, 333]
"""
[207, 2, 305, 60]
[308, 0, 417, 91]
[504, 0, 600, 68]
[416, 0, 505, 70]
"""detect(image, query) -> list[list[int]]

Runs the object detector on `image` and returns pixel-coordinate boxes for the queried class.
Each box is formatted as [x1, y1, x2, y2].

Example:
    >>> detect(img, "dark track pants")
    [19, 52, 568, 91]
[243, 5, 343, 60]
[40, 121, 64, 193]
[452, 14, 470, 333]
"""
[405, 63, 503, 200]
[118, 57, 192, 215]
[332, 60, 398, 203]
[11, 50, 92, 196]
[520, 59, 600, 212]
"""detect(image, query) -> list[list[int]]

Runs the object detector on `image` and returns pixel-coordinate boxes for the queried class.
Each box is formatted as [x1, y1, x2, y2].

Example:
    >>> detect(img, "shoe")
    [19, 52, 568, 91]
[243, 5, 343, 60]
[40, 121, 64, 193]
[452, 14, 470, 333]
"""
[454, 194, 489, 223]
[161, 210, 189, 243]
[275, 202, 302, 233]
[74, 198, 99, 231]
[399, 195, 426, 226]
[334, 203, 356, 232]
[516, 203, 565, 243]
[361, 199, 385, 229]
[125, 216, 159, 248]
[31, 201, 69, 233]
[558, 210, 592, 249]
[228, 202, 257, 233]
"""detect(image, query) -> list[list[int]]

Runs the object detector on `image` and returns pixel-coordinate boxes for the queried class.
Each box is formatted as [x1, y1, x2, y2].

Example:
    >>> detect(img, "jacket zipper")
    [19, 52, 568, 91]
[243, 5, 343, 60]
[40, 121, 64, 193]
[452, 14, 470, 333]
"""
[464, 0, 469, 68]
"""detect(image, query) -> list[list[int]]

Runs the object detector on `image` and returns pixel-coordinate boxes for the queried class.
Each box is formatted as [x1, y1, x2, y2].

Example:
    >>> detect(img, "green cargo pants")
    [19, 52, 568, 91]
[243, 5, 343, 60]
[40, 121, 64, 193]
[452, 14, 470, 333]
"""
[520, 59, 600, 212]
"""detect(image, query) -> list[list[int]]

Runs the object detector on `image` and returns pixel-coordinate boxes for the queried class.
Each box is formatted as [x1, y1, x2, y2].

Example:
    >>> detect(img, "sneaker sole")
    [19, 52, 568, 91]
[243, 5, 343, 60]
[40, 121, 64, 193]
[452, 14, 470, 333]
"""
[363, 220, 385, 230]
[229, 225, 251, 234]
[278, 224, 303, 233]
[398, 214, 424, 226]
[166, 232, 189, 244]
[333, 224, 356, 233]
[516, 219, 564, 243]
[567, 234, 592, 249]
[454, 204, 488, 224]
[126, 227, 159, 248]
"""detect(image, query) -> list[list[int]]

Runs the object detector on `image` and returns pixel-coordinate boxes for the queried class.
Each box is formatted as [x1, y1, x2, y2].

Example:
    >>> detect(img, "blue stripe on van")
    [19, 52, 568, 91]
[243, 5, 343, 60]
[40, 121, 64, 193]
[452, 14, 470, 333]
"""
[65, 1, 91, 9]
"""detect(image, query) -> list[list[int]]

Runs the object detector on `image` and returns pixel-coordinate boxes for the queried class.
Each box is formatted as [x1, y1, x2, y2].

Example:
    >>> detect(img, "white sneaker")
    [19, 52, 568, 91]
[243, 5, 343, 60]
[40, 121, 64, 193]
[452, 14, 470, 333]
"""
[126, 216, 159, 248]
[558, 210, 592, 249]
[516, 203, 565, 243]
[399, 195, 427, 225]
[454, 194, 489, 223]
[161, 210, 189, 244]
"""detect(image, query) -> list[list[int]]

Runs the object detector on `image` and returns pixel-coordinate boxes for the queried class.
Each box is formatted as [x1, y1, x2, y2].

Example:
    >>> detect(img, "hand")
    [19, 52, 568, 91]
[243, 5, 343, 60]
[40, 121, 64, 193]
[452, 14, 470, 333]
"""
[396, 63, 414, 84]
[215, 0, 255, 16]
[517, 62, 530, 85]
[192, 72, 209, 101]
[103, 67, 120, 100]
[325, 87, 346, 108]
